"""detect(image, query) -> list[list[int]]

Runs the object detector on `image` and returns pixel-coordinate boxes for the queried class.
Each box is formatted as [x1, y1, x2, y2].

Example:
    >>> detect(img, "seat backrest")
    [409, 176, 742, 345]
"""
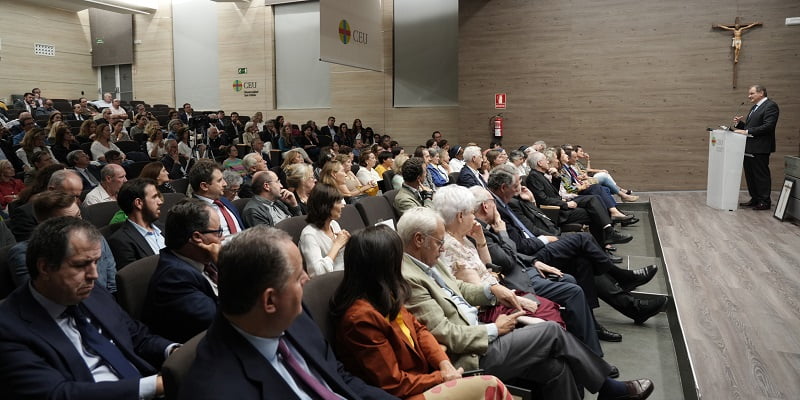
[82, 201, 121, 228]
[355, 195, 396, 227]
[115, 255, 159, 320]
[301, 270, 344, 343]
[162, 330, 207, 400]
[275, 215, 308, 245]
[231, 197, 250, 216]
[157, 192, 187, 226]
[448, 171, 459, 185]
[170, 178, 190, 195]
[338, 204, 366, 233]
[381, 170, 395, 192]
[382, 189, 400, 219]
[80, 142, 94, 160]
[115, 140, 140, 154]
[0, 244, 17, 299]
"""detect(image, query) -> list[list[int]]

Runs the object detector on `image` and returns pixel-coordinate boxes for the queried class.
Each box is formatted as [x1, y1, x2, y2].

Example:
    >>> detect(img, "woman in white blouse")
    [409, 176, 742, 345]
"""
[90, 123, 123, 163]
[355, 150, 381, 196]
[299, 183, 350, 278]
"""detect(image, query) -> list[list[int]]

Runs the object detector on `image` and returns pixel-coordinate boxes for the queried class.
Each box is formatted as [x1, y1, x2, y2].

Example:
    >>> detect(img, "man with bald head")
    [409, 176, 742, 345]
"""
[84, 163, 127, 206]
[241, 170, 301, 228]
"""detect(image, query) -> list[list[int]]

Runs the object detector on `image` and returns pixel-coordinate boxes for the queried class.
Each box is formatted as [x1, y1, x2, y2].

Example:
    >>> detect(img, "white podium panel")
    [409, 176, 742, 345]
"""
[706, 129, 747, 210]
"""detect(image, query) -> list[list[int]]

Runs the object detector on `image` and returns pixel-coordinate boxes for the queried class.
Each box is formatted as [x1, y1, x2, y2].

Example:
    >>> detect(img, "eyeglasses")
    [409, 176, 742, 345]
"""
[199, 228, 223, 237]
[424, 233, 445, 249]
[224, 187, 240, 193]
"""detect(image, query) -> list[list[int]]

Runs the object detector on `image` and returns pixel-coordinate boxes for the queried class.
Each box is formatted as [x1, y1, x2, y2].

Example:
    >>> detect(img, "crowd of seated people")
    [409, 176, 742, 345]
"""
[1, 91, 660, 399]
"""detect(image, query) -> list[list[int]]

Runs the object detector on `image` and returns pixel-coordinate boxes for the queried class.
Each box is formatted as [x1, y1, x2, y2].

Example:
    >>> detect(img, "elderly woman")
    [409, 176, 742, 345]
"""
[221, 169, 243, 202]
[392, 154, 409, 190]
[356, 150, 381, 196]
[298, 183, 349, 278]
[508, 149, 528, 177]
[432, 184, 564, 327]
[0, 160, 25, 211]
[332, 225, 512, 400]
[90, 123, 123, 163]
[16, 128, 55, 169]
[285, 162, 315, 214]
[243, 121, 259, 148]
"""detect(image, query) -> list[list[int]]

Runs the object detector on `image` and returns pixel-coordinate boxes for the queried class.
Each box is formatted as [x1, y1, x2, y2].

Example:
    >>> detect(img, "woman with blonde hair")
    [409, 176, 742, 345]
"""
[146, 125, 166, 159]
[44, 112, 63, 134]
[90, 123, 123, 163]
[392, 153, 409, 190]
[0, 160, 25, 211]
[285, 162, 315, 214]
[77, 120, 97, 143]
[251, 111, 265, 132]
[16, 128, 55, 169]
[333, 154, 371, 200]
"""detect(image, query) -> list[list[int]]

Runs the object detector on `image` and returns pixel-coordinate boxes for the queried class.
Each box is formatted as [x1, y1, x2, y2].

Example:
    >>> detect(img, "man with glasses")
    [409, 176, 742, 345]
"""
[142, 198, 221, 343]
[236, 152, 269, 198]
[241, 170, 301, 228]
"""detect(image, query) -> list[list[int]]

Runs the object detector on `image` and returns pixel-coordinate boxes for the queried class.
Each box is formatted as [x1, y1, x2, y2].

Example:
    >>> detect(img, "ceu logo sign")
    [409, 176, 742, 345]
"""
[337, 19, 368, 45]
[232, 80, 243, 92]
[338, 20, 351, 44]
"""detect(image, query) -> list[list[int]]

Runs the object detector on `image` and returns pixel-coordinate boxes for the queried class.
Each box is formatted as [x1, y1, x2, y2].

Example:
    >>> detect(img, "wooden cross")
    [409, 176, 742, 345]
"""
[712, 17, 762, 88]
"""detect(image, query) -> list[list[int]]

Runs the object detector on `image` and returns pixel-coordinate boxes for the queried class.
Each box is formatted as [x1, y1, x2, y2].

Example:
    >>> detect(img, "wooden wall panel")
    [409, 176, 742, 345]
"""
[0, 3, 95, 103]
[459, 0, 800, 190]
[133, 0, 175, 106]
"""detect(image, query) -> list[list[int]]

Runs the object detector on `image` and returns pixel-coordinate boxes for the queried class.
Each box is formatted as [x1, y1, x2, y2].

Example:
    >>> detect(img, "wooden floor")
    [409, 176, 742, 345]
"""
[648, 191, 800, 400]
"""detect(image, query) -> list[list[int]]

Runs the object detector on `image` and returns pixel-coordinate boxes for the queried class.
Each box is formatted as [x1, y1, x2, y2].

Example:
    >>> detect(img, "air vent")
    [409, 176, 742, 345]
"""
[34, 43, 55, 56]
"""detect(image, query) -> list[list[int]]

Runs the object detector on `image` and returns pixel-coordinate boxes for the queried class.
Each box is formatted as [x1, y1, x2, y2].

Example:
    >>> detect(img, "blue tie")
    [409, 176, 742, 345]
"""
[65, 305, 141, 379]
[500, 202, 536, 239]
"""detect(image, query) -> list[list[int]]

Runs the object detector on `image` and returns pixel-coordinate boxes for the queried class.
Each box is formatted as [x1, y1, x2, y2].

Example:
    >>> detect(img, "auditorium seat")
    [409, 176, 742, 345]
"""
[162, 330, 207, 400]
[157, 192, 187, 226]
[170, 178, 190, 195]
[115, 140, 141, 154]
[115, 255, 159, 319]
[231, 197, 250, 216]
[355, 195, 396, 227]
[82, 201, 121, 228]
[338, 204, 366, 233]
[275, 215, 307, 245]
[301, 270, 343, 342]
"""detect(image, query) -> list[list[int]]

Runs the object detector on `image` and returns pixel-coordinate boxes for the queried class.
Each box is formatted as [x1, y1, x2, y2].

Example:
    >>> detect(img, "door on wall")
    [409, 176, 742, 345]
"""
[98, 64, 133, 102]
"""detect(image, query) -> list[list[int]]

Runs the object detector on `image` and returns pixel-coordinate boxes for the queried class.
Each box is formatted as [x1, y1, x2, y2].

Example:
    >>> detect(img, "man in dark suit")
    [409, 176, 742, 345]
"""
[189, 159, 243, 237]
[733, 84, 780, 210]
[67, 149, 101, 190]
[525, 151, 631, 246]
[178, 225, 397, 400]
[108, 178, 165, 269]
[142, 198, 220, 343]
[65, 103, 87, 121]
[456, 145, 487, 188]
[0, 217, 176, 399]
[320, 115, 339, 140]
[242, 170, 301, 228]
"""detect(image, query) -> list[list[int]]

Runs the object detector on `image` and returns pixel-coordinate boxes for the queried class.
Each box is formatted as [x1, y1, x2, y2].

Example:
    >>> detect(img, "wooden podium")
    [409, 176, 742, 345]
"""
[706, 129, 747, 211]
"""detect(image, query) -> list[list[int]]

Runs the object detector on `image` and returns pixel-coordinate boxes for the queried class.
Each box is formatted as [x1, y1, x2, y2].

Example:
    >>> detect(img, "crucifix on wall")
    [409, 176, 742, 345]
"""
[712, 17, 762, 88]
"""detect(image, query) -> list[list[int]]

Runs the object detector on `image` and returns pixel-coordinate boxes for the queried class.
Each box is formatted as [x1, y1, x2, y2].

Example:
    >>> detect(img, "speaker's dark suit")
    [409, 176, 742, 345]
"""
[0, 285, 171, 400]
[735, 98, 779, 204]
[178, 309, 397, 400]
[107, 220, 164, 269]
[142, 249, 218, 343]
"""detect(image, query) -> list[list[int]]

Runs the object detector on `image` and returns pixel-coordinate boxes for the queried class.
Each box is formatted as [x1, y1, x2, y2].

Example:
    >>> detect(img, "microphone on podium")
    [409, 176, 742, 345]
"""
[723, 101, 746, 131]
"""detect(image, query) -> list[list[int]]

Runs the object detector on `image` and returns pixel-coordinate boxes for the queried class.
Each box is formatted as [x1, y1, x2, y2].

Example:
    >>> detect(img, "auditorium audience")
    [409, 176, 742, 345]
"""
[16, 128, 54, 169]
[146, 127, 166, 159]
[50, 125, 80, 164]
[284, 162, 315, 214]
[456, 145, 487, 188]
[356, 151, 382, 196]
[90, 123, 124, 163]
[221, 170, 242, 202]
[0, 160, 24, 211]
[332, 225, 513, 400]
[236, 152, 269, 198]
[23, 150, 56, 184]
[426, 148, 449, 187]
[107, 178, 165, 269]
[143, 198, 220, 343]
[394, 157, 433, 216]
[299, 183, 349, 278]
[139, 161, 175, 194]
[573, 145, 639, 202]
[222, 145, 246, 177]
[77, 119, 97, 143]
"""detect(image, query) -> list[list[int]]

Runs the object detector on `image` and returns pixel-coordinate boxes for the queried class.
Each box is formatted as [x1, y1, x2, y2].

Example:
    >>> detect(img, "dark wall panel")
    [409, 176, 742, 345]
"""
[89, 8, 133, 67]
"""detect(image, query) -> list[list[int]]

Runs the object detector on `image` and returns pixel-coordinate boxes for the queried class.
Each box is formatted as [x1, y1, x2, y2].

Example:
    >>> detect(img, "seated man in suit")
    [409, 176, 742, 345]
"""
[488, 164, 666, 326]
[10, 189, 117, 293]
[397, 207, 654, 400]
[393, 157, 433, 216]
[456, 145, 488, 188]
[0, 216, 176, 399]
[525, 151, 631, 247]
[142, 198, 221, 343]
[241, 170, 301, 228]
[189, 159, 243, 237]
[84, 163, 127, 206]
[107, 178, 165, 269]
[66, 102, 87, 121]
[179, 225, 397, 400]
[67, 149, 101, 190]
[236, 152, 269, 199]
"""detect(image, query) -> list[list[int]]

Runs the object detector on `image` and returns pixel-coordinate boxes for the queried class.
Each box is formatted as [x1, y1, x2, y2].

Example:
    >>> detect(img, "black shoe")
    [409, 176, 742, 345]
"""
[605, 230, 633, 245]
[608, 365, 620, 378]
[597, 325, 623, 342]
[620, 217, 640, 227]
[630, 296, 668, 325]
[607, 251, 623, 264]
[739, 200, 756, 207]
[611, 214, 634, 222]
[753, 202, 771, 210]
[598, 379, 654, 400]
[620, 265, 658, 291]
